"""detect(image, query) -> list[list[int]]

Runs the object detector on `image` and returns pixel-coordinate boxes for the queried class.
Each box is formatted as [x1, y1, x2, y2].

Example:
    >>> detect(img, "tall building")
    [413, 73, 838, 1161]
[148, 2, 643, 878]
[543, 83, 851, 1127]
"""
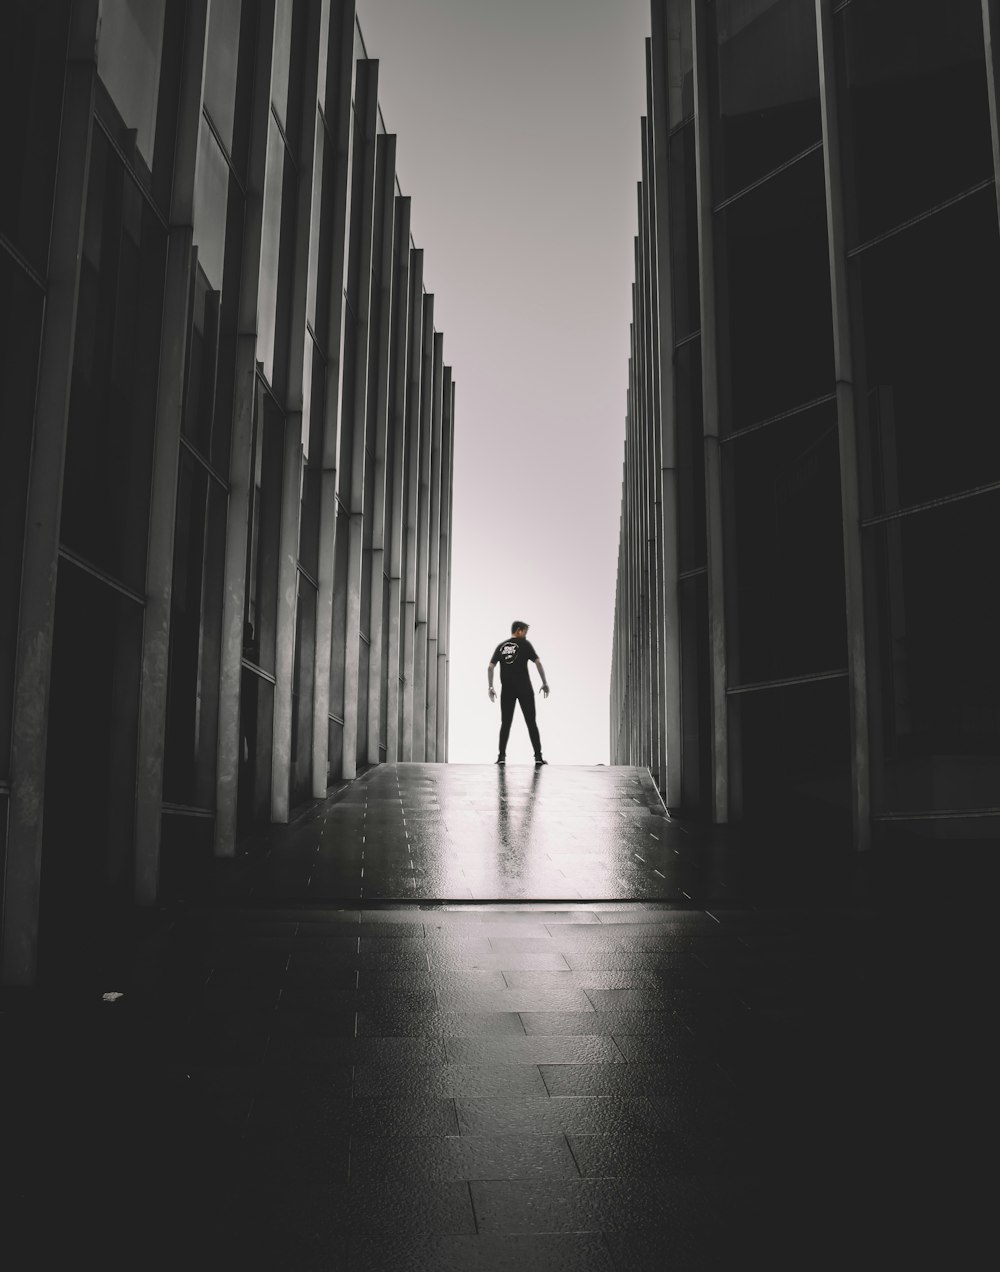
[612, 0, 1000, 854]
[1, 0, 456, 985]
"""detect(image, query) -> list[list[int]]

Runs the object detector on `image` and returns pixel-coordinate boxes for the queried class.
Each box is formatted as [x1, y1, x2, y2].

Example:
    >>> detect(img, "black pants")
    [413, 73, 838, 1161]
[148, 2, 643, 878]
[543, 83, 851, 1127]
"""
[498, 683, 542, 758]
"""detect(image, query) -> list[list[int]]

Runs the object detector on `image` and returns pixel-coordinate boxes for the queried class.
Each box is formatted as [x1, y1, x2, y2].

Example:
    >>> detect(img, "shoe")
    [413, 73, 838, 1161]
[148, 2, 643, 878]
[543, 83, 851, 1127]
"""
[496, 756, 505, 765]
[534, 757, 547, 766]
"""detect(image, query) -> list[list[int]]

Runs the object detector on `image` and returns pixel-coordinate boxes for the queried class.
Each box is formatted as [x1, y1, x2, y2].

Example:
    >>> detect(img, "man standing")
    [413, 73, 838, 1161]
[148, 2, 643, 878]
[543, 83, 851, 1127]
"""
[488, 620, 550, 765]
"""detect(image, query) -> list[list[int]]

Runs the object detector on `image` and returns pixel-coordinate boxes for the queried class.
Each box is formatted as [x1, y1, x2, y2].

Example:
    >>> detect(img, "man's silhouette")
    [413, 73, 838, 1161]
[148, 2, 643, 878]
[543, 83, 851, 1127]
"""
[488, 620, 549, 765]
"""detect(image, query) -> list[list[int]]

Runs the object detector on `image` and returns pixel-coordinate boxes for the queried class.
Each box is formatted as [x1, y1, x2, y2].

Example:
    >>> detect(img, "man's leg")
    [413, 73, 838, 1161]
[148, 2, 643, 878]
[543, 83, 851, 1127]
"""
[498, 688, 516, 758]
[518, 685, 543, 759]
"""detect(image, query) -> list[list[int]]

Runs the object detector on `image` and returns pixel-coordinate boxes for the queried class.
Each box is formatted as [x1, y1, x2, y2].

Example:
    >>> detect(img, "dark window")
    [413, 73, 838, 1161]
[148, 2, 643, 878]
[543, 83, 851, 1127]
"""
[665, 0, 694, 125]
[710, 0, 821, 201]
[856, 189, 1000, 515]
[291, 573, 316, 806]
[667, 121, 700, 341]
[675, 337, 707, 574]
[868, 490, 1000, 779]
[0, 0, 69, 273]
[41, 559, 144, 979]
[96, 0, 167, 169]
[257, 112, 298, 394]
[716, 146, 834, 431]
[243, 388, 284, 676]
[678, 570, 712, 814]
[835, 0, 993, 244]
[163, 450, 227, 806]
[203, 0, 243, 153]
[0, 256, 45, 779]
[724, 400, 846, 685]
[736, 674, 851, 824]
[61, 128, 167, 592]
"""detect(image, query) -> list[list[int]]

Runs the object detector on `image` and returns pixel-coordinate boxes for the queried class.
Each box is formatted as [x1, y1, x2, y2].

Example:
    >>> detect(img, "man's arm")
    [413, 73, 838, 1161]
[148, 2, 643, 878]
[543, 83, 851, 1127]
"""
[488, 662, 497, 701]
[534, 660, 550, 698]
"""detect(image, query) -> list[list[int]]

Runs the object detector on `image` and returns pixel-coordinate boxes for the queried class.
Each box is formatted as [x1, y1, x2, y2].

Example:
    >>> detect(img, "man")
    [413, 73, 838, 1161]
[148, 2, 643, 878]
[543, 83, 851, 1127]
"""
[488, 620, 550, 765]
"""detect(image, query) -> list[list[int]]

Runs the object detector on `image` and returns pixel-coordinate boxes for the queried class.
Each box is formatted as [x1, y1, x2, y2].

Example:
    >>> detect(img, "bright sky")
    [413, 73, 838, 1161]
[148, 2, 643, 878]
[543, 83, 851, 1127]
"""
[357, 0, 652, 764]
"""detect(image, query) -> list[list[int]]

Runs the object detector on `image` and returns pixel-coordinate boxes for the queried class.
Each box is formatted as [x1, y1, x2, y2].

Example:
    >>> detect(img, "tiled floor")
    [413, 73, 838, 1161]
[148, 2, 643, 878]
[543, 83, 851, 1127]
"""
[2, 766, 981, 1268]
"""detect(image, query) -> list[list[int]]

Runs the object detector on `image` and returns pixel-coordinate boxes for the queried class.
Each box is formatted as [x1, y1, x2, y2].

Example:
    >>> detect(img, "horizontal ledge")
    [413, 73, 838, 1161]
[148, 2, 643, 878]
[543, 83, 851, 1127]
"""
[727, 668, 849, 695]
[162, 803, 215, 819]
[874, 808, 1000, 823]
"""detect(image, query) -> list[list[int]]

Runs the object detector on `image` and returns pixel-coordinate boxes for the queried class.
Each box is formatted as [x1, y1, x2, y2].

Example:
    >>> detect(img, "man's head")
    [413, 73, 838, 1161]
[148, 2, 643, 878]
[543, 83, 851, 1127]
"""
[511, 620, 529, 637]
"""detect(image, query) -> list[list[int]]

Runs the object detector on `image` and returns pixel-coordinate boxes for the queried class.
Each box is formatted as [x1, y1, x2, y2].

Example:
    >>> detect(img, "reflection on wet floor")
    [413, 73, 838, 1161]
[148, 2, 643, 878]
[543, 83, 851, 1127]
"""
[220, 764, 732, 904]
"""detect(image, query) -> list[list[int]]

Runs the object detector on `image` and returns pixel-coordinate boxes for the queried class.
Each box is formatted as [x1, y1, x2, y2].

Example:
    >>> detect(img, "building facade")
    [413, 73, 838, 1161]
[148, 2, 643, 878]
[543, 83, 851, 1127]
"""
[612, 0, 1000, 853]
[1, 0, 456, 985]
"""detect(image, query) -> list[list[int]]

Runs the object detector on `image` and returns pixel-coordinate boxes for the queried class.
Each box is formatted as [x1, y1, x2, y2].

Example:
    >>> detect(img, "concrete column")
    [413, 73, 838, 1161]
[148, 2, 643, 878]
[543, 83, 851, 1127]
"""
[691, 0, 729, 823]
[270, 0, 324, 820]
[648, 6, 683, 809]
[400, 251, 424, 759]
[983, 1, 1000, 225]
[366, 136, 398, 765]
[2, 1, 99, 985]
[341, 59, 380, 780]
[216, 0, 277, 852]
[638, 165, 659, 780]
[442, 377, 456, 760]
[815, 0, 871, 851]
[134, 0, 209, 902]
[312, 0, 358, 798]
[435, 366, 453, 761]
[412, 293, 435, 761]
[384, 198, 412, 762]
[425, 332, 444, 761]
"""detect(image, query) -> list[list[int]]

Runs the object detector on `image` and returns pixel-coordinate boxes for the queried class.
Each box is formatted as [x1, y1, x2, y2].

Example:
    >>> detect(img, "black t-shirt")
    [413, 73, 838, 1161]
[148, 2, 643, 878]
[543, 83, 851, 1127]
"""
[490, 636, 539, 689]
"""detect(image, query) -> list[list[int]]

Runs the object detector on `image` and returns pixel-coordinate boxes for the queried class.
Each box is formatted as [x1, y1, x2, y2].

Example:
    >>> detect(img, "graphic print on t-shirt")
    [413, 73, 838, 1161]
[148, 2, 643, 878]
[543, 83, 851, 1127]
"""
[491, 638, 538, 687]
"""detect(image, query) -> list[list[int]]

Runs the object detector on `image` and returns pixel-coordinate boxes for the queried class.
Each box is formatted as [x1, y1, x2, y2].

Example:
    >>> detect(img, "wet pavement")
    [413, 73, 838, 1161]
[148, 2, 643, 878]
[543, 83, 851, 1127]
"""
[219, 764, 707, 903]
[2, 765, 985, 1269]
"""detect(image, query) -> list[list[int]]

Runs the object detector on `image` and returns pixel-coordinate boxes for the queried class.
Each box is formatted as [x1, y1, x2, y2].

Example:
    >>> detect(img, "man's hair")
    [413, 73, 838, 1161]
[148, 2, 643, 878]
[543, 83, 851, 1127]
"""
[511, 619, 529, 634]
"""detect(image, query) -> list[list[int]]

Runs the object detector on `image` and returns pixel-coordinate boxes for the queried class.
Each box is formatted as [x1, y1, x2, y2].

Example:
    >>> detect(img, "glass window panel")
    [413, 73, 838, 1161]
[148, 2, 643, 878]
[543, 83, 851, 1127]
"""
[97, 0, 167, 168]
[192, 119, 230, 294]
[666, 0, 694, 124]
[62, 130, 167, 592]
[667, 122, 699, 341]
[716, 147, 833, 431]
[41, 559, 144, 977]
[724, 401, 846, 685]
[183, 265, 221, 456]
[291, 574, 317, 806]
[711, 0, 821, 200]
[857, 189, 1000, 514]
[244, 389, 285, 676]
[867, 491, 1000, 798]
[204, 0, 243, 153]
[270, 0, 293, 129]
[238, 668, 274, 829]
[164, 450, 227, 806]
[674, 337, 706, 573]
[257, 116, 297, 393]
[678, 571, 712, 814]
[0, 255, 44, 779]
[1, 1, 69, 272]
[257, 115, 285, 385]
[835, 0, 993, 244]
[737, 675, 851, 826]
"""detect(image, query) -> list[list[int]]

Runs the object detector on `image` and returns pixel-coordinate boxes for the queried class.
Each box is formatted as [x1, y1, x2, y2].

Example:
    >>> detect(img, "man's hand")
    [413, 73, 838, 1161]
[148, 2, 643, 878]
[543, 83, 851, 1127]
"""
[539, 684, 550, 699]
[488, 687, 497, 702]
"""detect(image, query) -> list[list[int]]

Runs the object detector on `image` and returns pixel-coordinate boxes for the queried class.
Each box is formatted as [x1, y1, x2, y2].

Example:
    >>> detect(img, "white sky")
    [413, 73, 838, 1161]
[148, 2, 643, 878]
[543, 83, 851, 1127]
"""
[357, 0, 652, 763]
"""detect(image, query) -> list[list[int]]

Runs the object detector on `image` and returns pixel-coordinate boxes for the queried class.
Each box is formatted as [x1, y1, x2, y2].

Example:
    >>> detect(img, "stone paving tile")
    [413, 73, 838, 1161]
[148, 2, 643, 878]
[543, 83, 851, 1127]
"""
[443, 1035, 626, 1065]
[455, 1096, 665, 1136]
[348, 1233, 616, 1271]
[469, 1176, 716, 1233]
[352, 1061, 549, 1099]
[356, 1007, 528, 1038]
[349, 1132, 580, 1181]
